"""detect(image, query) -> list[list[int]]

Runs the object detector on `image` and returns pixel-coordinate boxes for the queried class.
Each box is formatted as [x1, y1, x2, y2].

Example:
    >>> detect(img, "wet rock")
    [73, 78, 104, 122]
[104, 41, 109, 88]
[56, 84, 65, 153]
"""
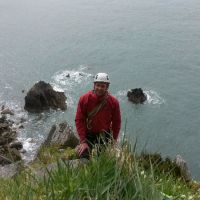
[9, 141, 23, 150]
[0, 137, 14, 146]
[1, 105, 5, 111]
[0, 115, 23, 166]
[43, 121, 79, 149]
[0, 153, 12, 165]
[127, 88, 147, 104]
[0, 146, 21, 165]
[66, 73, 70, 78]
[1, 130, 17, 139]
[19, 148, 26, 154]
[1, 108, 14, 115]
[24, 81, 67, 113]
[18, 124, 24, 129]
[0, 115, 6, 123]
[0, 116, 17, 145]
[20, 117, 26, 123]
[0, 162, 20, 179]
[10, 148, 21, 160]
[26, 138, 35, 143]
[139, 153, 192, 182]
[0, 123, 9, 129]
[0, 115, 14, 126]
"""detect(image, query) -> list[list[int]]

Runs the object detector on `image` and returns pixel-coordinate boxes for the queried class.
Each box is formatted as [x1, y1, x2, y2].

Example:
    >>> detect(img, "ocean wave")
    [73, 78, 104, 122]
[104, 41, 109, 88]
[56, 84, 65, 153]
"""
[19, 136, 44, 162]
[51, 65, 93, 108]
[0, 100, 28, 122]
[144, 90, 165, 105]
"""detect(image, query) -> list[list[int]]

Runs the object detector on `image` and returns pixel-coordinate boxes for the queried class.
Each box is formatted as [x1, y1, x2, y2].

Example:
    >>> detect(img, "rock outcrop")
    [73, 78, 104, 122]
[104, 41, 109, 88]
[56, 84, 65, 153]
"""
[0, 162, 21, 179]
[1, 107, 14, 115]
[139, 153, 192, 182]
[43, 121, 79, 149]
[24, 81, 67, 113]
[32, 121, 81, 177]
[127, 88, 147, 104]
[0, 108, 23, 172]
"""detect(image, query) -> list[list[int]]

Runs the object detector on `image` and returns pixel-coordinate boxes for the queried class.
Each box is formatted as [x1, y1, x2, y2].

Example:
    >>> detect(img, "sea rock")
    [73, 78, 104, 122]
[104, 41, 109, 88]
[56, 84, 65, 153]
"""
[0, 122, 9, 130]
[0, 115, 7, 124]
[0, 115, 23, 166]
[24, 81, 67, 113]
[0, 116, 17, 145]
[1, 108, 14, 115]
[127, 88, 147, 104]
[20, 118, 26, 123]
[139, 153, 192, 182]
[43, 121, 79, 149]
[0, 146, 21, 165]
[19, 148, 26, 154]
[66, 73, 70, 78]
[0, 137, 15, 146]
[9, 141, 23, 150]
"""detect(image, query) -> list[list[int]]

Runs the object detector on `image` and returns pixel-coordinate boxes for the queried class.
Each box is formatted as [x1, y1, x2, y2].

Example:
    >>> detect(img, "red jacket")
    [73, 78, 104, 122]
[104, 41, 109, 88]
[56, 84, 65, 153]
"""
[75, 90, 121, 142]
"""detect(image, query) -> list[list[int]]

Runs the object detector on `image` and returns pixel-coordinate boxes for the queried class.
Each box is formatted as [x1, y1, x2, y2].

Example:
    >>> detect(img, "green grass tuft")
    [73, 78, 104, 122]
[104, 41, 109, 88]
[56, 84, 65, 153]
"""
[0, 142, 200, 200]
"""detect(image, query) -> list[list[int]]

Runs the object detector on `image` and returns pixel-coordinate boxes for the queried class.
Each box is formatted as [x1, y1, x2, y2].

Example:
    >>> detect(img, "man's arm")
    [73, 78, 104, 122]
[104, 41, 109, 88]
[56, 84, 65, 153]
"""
[111, 99, 121, 140]
[75, 96, 87, 143]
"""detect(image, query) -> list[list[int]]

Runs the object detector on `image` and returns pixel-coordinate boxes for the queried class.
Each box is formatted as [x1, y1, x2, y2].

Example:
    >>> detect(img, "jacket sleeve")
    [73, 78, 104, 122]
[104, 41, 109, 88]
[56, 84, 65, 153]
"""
[111, 99, 121, 140]
[75, 96, 87, 143]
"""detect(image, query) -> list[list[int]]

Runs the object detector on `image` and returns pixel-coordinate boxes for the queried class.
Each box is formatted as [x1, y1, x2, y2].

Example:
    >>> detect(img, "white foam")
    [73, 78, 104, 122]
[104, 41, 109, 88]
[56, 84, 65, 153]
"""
[0, 100, 28, 123]
[52, 85, 64, 92]
[115, 90, 127, 103]
[79, 64, 92, 71]
[115, 89, 165, 105]
[19, 136, 44, 162]
[144, 90, 165, 105]
[51, 65, 93, 108]
[116, 90, 127, 96]
[4, 83, 12, 89]
[21, 138, 37, 150]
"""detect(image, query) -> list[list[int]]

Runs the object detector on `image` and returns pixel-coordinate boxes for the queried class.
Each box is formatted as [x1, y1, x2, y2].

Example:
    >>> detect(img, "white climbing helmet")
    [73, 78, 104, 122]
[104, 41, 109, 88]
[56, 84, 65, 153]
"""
[94, 73, 110, 83]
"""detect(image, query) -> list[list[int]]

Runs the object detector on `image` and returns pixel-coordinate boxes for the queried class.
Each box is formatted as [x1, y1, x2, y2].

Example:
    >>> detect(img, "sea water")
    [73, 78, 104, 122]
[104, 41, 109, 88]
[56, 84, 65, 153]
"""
[0, 0, 200, 179]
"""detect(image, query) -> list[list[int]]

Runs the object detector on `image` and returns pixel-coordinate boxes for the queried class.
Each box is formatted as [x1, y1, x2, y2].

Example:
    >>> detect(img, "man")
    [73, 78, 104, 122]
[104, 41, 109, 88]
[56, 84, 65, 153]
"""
[75, 72, 121, 159]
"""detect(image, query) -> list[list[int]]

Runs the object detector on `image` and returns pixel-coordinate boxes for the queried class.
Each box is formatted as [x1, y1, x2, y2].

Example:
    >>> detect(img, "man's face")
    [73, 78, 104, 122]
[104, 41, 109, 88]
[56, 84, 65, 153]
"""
[94, 82, 109, 96]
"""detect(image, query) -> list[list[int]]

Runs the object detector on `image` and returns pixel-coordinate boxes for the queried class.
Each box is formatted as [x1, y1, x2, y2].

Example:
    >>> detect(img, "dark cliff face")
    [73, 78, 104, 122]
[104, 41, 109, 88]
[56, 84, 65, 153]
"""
[24, 81, 67, 113]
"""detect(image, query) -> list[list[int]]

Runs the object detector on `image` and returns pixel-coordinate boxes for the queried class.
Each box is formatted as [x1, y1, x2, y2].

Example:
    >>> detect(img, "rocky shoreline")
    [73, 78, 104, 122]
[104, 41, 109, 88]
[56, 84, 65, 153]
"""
[0, 106, 25, 178]
[0, 81, 195, 184]
[0, 80, 66, 177]
[0, 108, 24, 165]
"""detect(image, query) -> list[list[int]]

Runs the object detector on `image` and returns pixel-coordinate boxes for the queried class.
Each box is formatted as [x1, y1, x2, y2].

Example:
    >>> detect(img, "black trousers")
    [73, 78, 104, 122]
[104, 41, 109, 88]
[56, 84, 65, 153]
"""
[80, 131, 112, 159]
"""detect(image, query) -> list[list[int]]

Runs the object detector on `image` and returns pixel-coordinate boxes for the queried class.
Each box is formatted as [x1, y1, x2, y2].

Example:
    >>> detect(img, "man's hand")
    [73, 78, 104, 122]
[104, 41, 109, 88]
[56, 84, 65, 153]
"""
[76, 143, 89, 157]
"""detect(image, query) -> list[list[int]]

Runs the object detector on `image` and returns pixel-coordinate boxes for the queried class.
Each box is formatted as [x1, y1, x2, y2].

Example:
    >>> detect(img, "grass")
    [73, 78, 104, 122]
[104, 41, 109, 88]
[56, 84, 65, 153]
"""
[0, 141, 200, 200]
